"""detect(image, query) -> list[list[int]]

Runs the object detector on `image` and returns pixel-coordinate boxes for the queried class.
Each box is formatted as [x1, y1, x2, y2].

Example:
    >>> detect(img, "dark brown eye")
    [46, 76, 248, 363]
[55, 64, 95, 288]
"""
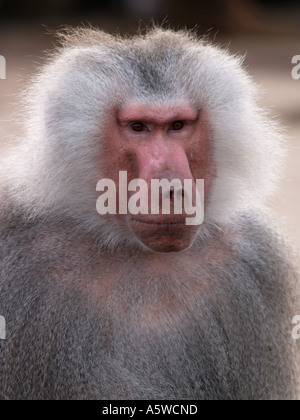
[171, 121, 184, 131]
[130, 122, 145, 132]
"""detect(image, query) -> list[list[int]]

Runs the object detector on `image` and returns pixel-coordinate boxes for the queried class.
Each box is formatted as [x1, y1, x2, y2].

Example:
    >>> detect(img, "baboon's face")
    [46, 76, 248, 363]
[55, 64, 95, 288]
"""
[102, 102, 214, 253]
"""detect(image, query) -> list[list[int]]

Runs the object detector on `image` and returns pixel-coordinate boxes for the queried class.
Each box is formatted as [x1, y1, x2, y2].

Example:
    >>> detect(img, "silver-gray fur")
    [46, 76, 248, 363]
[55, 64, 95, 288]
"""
[0, 28, 299, 400]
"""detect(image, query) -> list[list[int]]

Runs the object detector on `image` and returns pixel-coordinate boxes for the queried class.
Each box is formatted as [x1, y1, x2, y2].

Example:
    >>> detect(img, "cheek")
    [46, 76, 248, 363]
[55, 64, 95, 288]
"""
[100, 132, 140, 216]
[100, 122, 139, 183]
[117, 150, 139, 179]
[188, 123, 214, 179]
[186, 122, 214, 200]
[188, 142, 212, 179]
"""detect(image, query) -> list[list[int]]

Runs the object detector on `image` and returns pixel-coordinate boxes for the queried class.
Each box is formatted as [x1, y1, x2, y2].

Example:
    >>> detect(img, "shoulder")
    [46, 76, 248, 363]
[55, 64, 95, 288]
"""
[229, 213, 295, 273]
[0, 213, 98, 275]
[221, 212, 298, 304]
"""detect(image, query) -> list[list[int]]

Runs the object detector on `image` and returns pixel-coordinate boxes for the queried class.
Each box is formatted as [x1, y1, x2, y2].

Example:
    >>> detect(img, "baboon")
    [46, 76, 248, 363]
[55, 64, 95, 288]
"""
[0, 28, 299, 400]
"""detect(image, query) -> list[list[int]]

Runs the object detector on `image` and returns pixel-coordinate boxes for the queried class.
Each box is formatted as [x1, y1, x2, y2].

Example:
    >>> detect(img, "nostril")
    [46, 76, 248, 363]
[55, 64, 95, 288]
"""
[169, 187, 184, 200]
[177, 188, 184, 199]
[170, 187, 174, 200]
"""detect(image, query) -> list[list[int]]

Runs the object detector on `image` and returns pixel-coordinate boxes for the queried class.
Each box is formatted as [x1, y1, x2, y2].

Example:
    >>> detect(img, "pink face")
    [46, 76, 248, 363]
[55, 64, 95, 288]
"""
[103, 102, 214, 253]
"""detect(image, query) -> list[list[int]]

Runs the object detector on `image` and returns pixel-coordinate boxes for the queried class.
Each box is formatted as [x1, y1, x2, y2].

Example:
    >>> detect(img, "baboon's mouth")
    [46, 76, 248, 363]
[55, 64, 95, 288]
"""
[131, 218, 186, 226]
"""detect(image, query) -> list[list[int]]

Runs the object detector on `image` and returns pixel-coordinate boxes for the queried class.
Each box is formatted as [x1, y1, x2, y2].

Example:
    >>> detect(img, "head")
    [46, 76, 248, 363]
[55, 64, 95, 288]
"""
[1, 28, 284, 253]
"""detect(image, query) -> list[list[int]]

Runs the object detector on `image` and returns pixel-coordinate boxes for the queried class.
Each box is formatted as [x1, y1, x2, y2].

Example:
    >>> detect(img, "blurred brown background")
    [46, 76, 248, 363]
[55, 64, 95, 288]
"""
[0, 0, 300, 251]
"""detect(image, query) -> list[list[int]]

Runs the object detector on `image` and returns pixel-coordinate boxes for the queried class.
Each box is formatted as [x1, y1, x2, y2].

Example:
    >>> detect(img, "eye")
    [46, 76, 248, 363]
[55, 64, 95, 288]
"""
[130, 122, 145, 132]
[171, 121, 184, 131]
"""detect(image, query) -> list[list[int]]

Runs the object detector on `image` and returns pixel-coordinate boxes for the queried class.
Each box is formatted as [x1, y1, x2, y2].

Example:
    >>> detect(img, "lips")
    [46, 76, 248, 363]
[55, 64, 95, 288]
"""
[131, 217, 186, 226]
[129, 216, 199, 253]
